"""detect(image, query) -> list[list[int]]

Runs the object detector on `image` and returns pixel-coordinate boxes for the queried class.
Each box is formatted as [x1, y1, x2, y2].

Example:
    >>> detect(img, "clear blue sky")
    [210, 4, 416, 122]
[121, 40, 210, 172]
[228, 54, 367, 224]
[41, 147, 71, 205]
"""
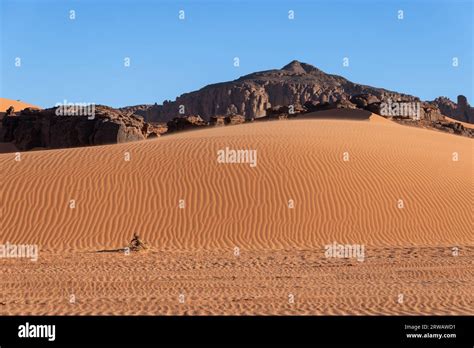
[1, 0, 472, 108]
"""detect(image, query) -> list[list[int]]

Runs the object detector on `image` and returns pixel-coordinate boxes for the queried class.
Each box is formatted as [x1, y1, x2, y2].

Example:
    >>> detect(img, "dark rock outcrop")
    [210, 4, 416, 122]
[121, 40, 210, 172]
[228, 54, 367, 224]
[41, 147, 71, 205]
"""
[166, 115, 208, 133]
[5, 106, 15, 117]
[350, 94, 380, 109]
[431, 120, 473, 137]
[420, 103, 444, 122]
[0, 105, 162, 151]
[456, 95, 474, 123]
[209, 114, 247, 125]
[431, 95, 474, 123]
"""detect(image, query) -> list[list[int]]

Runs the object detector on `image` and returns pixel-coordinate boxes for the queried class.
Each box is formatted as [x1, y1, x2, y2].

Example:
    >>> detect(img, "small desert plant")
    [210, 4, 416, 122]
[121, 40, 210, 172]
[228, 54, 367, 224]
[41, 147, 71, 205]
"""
[128, 233, 148, 252]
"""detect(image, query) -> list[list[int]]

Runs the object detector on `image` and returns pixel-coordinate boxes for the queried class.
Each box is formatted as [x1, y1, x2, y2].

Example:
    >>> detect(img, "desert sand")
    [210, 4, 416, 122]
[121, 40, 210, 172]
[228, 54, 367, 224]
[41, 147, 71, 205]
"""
[0, 116, 472, 315]
[0, 98, 40, 112]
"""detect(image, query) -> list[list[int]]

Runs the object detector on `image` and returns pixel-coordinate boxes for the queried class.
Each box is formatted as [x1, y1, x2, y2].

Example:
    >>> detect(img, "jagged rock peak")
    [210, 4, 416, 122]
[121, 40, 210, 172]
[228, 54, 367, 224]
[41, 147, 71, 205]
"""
[281, 60, 322, 74]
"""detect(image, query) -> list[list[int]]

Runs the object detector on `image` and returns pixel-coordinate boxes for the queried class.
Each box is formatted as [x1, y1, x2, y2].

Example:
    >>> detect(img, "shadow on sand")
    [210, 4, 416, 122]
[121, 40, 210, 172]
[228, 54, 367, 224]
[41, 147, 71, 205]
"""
[300, 108, 373, 120]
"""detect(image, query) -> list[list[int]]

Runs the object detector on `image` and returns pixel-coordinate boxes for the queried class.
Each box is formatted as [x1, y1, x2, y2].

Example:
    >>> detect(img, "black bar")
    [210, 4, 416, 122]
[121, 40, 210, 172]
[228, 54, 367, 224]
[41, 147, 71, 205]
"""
[0, 316, 472, 346]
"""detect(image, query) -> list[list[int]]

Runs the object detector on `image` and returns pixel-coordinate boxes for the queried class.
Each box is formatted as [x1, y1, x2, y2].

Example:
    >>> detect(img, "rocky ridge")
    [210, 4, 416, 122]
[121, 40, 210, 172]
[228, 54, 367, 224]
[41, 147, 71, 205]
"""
[121, 60, 473, 126]
[2, 61, 472, 151]
[0, 105, 165, 151]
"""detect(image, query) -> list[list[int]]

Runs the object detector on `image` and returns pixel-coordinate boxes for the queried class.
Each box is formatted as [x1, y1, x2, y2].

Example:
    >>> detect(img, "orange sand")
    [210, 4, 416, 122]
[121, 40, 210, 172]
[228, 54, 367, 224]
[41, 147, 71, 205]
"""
[0, 117, 472, 315]
[0, 98, 40, 112]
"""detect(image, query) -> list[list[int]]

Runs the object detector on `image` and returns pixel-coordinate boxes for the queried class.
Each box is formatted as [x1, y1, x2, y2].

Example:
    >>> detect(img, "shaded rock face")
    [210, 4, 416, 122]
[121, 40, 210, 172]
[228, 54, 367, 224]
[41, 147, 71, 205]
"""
[117, 61, 474, 127]
[454, 95, 473, 123]
[431, 95, 474, 123]
[350, 94, 380, 109]
[0, 106, 161, 151]
[166, 115, 208, 133]
[420, 103, 444, 122]
[121, 60, 473, 126]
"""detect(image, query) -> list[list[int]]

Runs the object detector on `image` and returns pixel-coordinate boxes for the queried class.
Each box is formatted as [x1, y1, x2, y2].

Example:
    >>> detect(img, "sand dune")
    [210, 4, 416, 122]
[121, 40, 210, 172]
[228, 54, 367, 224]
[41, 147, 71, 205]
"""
[1, 117, 472, 315]
[0, 98, 40, 112]
[1, 117, 471, 251]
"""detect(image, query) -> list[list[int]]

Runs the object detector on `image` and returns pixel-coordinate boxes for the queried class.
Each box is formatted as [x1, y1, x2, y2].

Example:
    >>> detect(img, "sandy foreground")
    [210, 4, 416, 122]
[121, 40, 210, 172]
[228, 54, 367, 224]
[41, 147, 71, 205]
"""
[0, 116, 472, 315]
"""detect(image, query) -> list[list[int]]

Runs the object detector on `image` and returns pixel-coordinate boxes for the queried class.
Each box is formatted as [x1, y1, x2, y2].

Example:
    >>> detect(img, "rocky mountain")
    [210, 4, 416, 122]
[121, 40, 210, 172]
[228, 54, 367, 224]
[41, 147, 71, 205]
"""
[2, 60, 472, 152]
[121, 60, 473, 125]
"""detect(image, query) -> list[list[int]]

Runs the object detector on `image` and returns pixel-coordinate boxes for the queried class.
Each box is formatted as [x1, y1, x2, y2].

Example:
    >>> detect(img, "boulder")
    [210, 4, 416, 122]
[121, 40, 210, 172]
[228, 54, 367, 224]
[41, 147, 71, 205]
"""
[333, 98, 358, 110]
[210, 115, 226, 126]
[166, 115, 208, 133]
[421, 103, 444, 122]
[224, 114, 246, 125]
[350, 94, 380, 109]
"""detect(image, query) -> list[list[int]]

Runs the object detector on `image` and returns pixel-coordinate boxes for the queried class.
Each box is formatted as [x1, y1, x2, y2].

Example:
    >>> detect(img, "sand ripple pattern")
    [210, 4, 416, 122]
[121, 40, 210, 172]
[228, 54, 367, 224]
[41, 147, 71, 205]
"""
[1, 119, 471, 251]
[1, 119, 472, 315]
[0, 246, 472, 315]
